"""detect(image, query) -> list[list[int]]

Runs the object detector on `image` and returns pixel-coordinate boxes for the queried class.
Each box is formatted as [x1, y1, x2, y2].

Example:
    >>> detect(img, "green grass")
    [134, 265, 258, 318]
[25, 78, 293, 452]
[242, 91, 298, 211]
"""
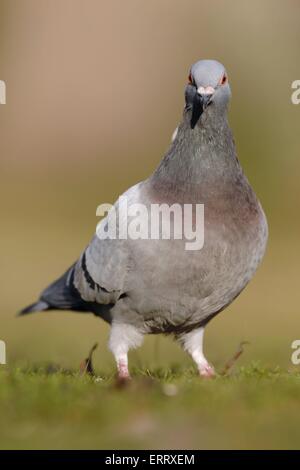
[1, 363, 300, 450]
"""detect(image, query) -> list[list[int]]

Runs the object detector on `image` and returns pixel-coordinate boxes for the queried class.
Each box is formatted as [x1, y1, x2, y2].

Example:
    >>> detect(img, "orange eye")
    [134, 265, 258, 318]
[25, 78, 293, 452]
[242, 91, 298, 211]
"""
[188, 72, 194, 85]
[220, 74, 227, 85]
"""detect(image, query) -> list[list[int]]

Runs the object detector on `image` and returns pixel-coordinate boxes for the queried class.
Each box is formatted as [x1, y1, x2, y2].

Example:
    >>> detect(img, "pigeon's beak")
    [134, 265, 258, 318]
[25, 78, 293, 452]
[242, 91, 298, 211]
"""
[190, 86, 215, 129]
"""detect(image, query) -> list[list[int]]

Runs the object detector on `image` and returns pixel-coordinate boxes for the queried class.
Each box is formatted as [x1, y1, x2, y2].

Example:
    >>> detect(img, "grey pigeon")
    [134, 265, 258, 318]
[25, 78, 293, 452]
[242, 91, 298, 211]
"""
[20, 59, 268, 378]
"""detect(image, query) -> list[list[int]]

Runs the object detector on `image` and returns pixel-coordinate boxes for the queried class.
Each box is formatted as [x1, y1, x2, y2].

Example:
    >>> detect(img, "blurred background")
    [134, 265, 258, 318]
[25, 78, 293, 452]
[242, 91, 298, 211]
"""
[0, 0, 299, 377]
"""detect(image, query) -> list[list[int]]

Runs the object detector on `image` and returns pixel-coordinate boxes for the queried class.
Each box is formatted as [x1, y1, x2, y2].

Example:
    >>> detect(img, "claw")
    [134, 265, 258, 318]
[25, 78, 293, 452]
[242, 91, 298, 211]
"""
[199, 363, 215, 378]
[115, 369, 131, 389]
[118, 370, 131, 380]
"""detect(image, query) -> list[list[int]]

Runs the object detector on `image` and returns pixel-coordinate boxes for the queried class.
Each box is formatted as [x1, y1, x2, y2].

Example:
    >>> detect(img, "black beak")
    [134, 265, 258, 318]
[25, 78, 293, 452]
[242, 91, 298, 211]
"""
[190, 93, 213, 129]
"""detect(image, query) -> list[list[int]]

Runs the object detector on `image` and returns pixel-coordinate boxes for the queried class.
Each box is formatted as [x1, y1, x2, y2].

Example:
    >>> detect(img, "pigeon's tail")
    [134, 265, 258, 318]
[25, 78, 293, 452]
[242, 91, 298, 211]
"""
[18, 263, 84, 316]
[19, 300, 50, 316]
[19, 262, 113, 322]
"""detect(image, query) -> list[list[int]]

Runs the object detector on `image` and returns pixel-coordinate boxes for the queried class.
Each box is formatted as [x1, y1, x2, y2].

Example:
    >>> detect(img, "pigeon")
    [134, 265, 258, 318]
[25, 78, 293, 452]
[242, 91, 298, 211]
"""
[20, 59, 268, 378]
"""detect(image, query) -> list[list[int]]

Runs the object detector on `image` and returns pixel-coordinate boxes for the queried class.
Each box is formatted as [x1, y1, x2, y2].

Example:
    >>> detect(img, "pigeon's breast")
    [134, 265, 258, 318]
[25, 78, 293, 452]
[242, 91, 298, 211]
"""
[114, 179, 268, 333]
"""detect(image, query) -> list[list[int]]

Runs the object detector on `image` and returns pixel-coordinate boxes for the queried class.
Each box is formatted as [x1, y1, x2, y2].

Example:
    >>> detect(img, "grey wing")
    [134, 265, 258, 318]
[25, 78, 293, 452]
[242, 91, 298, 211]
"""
[73, 235, 129, 306]
[20, 183, 141, 318]
[19, 235, 129, 319]
[73, 182, 145, 305]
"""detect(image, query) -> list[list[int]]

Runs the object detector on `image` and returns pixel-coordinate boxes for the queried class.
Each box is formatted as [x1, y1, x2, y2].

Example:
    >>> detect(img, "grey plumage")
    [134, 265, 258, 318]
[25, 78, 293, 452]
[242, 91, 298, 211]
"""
[20, 59, 268, 378]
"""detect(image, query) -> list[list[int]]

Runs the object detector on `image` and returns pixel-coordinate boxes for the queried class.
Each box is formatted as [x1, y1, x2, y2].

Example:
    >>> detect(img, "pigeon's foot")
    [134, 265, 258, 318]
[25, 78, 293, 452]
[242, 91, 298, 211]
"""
[109, 322, 144, 382]
[198, 363, 215, 378]
[117, 358, 130, 380]
[118, 372, 131, 381]
[178, 327, 216, 378]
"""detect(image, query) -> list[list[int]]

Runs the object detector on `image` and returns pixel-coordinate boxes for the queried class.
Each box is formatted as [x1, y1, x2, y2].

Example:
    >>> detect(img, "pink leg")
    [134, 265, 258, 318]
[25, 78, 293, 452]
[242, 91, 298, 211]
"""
[198, 361, 215, 378]
[117, 354, 130, 379]
[108, 322, 144, 379]
[179, 327, 215, 379]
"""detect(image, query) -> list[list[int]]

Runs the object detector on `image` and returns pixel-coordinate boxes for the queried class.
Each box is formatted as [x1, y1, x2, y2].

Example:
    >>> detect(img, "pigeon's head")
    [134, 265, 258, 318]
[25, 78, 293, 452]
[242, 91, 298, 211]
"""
[185, 60, 231, 129]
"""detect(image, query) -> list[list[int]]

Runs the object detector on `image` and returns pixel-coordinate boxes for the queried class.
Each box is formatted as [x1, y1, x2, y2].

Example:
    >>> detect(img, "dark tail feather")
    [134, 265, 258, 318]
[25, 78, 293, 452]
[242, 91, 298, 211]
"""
[18, 262, 113, 320]
[19, 263, 85, 317]
[18, 300, 50, 316]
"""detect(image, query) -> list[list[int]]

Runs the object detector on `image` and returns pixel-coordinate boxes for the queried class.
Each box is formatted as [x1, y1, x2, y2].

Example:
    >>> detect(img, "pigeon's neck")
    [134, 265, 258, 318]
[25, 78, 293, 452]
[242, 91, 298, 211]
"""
[149, 107, 242, 196]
